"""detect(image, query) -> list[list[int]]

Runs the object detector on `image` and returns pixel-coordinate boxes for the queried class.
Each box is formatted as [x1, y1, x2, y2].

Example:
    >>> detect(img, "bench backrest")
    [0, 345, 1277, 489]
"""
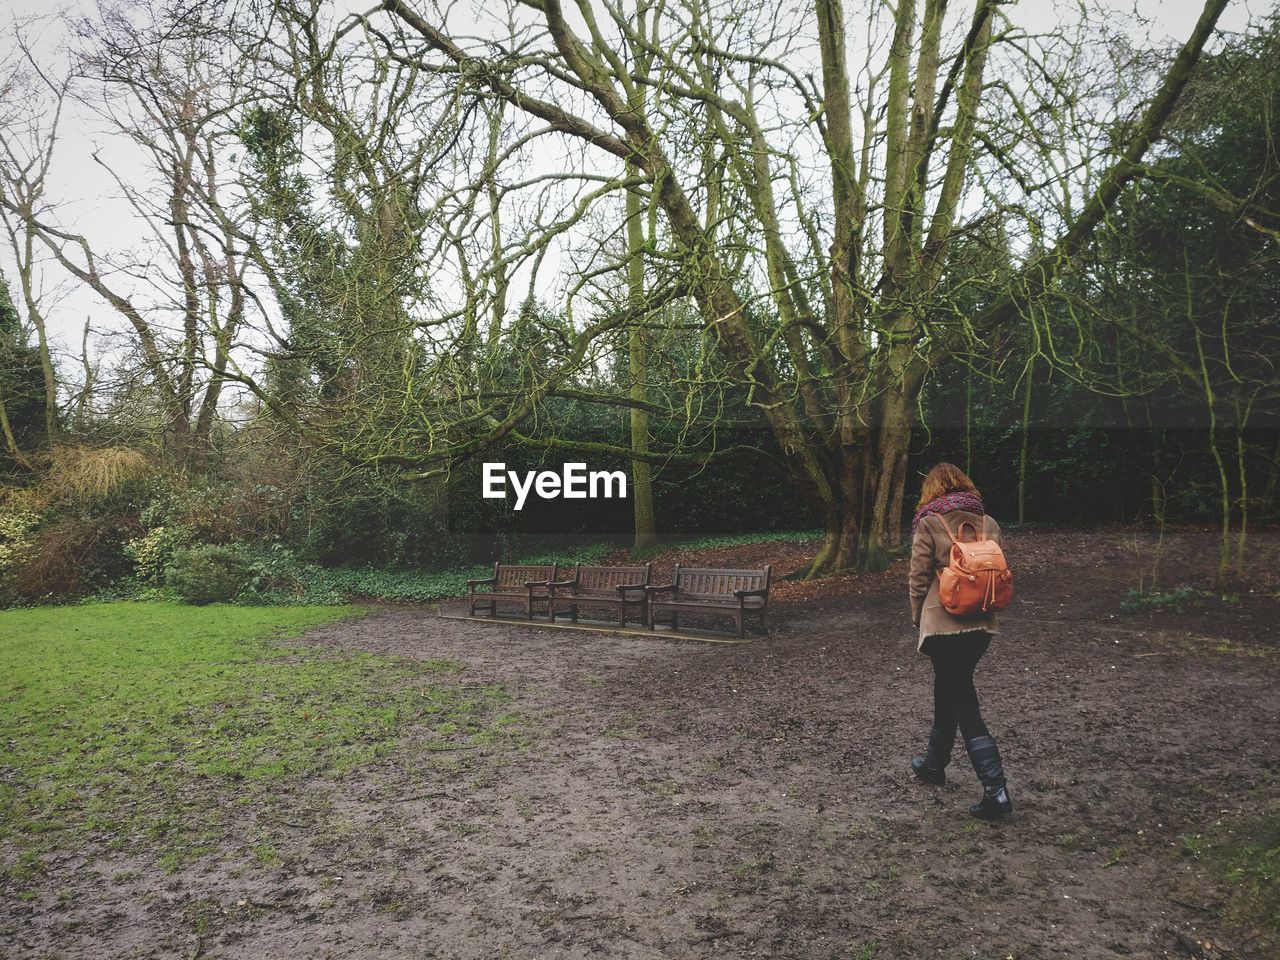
[493, 563, 559, 592]
[570, 563, 651, 595]
[675, 565, 772, 602]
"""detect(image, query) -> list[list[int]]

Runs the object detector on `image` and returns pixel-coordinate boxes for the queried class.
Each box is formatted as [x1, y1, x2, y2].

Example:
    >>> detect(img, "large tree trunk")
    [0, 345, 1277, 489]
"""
[625, 16, 658, 552]
[862, 416, 913, 568]
[862, 351, 926, 563]
[805, 400, 910, 579]
[808, 495, 861, 578]
[626, 169, 656, 550]
[807, 438, 909, 578]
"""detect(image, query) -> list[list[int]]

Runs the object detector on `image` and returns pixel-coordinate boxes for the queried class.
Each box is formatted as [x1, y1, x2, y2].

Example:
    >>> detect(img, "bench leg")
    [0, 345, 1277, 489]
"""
[671, 612, 679, 631]
[737, 612, 744, 639]
[571, 603, 578, 623]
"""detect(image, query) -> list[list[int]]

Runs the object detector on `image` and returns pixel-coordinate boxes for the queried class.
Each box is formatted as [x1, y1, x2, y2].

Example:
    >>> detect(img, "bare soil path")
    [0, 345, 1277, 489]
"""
[8, 527, 1279, 959]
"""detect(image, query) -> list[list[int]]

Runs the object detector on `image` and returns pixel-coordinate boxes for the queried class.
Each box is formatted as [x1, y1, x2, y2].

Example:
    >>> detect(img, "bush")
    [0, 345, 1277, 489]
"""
[293, 474, 459, 569]
[124, 525, 189, 586]
[237, 545, 345, 605]
[41, 445, 151, 505]
[9, 515, 138, 603]
[0, 510, 40, 606]
[166, 545, 251, 605]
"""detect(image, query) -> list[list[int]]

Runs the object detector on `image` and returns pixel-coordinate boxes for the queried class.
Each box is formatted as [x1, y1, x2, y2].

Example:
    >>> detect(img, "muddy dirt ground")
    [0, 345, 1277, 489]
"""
[7, 526, 1280, 959]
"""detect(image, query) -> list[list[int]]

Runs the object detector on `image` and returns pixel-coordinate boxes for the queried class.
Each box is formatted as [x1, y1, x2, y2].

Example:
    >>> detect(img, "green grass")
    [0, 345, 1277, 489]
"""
[1119, 585, 1209, 615]
[1217, 811, 1280, 948]
[0, 602, 512, 880]
[1173, 805, 1280, 951]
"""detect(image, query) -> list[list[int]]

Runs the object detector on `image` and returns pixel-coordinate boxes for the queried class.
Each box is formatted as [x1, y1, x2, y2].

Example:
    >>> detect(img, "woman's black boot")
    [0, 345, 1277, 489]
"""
[965, 735, 1013, 819]
[911, 725, 952, 786]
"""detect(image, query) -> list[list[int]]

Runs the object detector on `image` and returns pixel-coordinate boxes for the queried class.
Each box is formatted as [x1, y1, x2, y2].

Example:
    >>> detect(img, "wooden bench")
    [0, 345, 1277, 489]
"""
[549, 563, 651, 628]
[646, 564, 772, 638]
[467, 563, 560, 619]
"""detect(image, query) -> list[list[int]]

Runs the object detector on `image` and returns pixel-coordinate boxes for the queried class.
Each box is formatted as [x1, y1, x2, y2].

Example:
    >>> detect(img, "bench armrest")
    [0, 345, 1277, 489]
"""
[548, 578, 577, 588]
[524, 579, 553, 589]
[467, 576, 496, 588]
[645, 582, 677, 595]
[616, 583, 648, 594]
[734, 587, 769, 598]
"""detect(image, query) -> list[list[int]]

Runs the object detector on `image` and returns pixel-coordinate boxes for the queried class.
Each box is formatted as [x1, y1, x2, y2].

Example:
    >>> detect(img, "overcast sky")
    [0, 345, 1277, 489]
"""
[0, 0, 1264, 369]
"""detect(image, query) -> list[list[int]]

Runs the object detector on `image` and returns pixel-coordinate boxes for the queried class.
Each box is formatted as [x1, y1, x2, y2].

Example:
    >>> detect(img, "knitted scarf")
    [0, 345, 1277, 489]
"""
[910, 490, 985, 538]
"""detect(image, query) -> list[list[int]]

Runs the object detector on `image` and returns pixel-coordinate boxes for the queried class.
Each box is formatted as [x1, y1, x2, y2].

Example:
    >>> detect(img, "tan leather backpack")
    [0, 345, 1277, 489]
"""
[935, 515, 1013, 615]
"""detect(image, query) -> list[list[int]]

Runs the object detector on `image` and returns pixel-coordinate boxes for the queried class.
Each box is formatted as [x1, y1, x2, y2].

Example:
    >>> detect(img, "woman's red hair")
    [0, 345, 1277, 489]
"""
[916, 462, 980, 510]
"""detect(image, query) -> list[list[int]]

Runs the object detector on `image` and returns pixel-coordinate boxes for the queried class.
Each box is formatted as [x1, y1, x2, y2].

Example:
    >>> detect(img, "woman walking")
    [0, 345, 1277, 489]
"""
[908, 463, 1013, 819]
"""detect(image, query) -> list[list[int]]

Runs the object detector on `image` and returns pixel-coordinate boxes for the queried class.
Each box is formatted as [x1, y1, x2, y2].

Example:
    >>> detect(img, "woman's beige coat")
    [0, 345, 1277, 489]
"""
[909, 510, 1002, 651]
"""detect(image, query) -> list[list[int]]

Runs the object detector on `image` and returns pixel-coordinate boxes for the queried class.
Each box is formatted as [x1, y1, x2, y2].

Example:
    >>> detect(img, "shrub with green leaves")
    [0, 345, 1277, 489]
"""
[237, 544, 346, 605]
[0, 509, 39, 574]
[166, 545, 251, 605]
[0, 510, 41, 605]
[124, 525, 189, 586]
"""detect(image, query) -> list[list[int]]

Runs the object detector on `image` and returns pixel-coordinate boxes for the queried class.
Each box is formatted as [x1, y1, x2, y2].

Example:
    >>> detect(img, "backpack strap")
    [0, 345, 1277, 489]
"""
[937, 513, 989, 544]
[933, 513, 961, 546]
